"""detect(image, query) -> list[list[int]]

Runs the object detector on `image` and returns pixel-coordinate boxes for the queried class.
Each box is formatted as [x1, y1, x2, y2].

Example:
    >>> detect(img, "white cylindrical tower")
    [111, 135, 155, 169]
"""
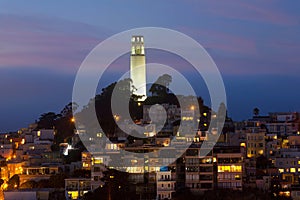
[130, 36, 147, 101]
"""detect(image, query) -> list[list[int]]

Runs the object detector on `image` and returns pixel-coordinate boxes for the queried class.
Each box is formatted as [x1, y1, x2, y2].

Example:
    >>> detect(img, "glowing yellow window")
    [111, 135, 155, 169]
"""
[93, 158, 103, 164]
[290, 168, 296, 173]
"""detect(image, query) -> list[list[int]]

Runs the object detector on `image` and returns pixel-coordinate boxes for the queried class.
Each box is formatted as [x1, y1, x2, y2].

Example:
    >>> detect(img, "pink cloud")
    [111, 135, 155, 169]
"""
[196, 0, 298, 26]
[0, 14, 108, 74]
[179, 27, 257, 56]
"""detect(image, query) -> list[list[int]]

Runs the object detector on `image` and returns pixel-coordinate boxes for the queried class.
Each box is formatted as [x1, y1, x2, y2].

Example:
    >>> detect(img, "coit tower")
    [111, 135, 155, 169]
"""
[130, 36, 146, 101]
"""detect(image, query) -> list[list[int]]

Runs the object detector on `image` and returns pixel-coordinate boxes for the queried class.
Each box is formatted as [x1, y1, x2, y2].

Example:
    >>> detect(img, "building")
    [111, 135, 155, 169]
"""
[215, 146, 244, 190]
[20, 165, 61, 184]
[81, 151, 92, 170]
[246, 131, 266, 158]
[256, 176, 271, 192]
[130, 35, 146, 100]
[4, 189, 52, 200]
[291, 185, 300, 200]
[185, 147, 214, 193]
[34, 129, 55, 141]
[156, 171, 175, 200]
[65, 178, 91, 200]
[0, 143, 13, 159]
[272, 135, 300, 188]
[90, 155, 106, 190]
[267, 112, 300, 136]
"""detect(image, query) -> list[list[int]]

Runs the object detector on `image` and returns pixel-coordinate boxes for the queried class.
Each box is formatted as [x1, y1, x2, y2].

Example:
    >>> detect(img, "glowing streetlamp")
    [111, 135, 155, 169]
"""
[190, 105, 195, 111]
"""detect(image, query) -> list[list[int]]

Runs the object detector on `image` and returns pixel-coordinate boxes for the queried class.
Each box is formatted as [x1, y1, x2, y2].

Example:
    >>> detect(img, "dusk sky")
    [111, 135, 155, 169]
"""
[1, 0, 300, 132]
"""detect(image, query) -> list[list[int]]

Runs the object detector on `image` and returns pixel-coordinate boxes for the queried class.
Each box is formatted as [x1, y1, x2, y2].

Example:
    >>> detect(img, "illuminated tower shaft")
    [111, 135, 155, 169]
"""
[130, 36, 146, 101]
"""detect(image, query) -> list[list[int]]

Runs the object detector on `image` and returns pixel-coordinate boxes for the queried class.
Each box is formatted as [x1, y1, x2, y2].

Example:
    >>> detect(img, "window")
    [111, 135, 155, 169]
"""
[94, 167, 100, 172]
[218, 165, 242, 173]
[290, 168, 296, 173]
[93, 158, 103, 164]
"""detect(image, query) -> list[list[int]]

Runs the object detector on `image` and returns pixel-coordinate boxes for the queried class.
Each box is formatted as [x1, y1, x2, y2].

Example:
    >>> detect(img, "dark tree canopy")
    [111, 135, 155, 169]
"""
[149, 74, 172, 97]
[253, 107, 260, 116]
[82, 169, 137, 200]
[49, 173, 67, 188]
[0, 179, 4, 187]
[7, 174, 20, 189]
[38, 112, 59, 129]
[36, 102, 77, 151]
[20, 180, 37, 189]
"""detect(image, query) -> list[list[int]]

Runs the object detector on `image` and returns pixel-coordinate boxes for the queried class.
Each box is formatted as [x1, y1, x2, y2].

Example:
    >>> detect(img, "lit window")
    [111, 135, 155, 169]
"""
[290, 168, 296, 173]
[21, 138, 25, 145]
[96, 133, 102, 137]
[93, 158, 103, 164]
[218, 165, 242, 173]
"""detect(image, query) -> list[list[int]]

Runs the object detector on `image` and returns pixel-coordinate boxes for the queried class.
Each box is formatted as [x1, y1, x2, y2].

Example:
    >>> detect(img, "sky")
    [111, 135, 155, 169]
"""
[0, 0, 300, 132]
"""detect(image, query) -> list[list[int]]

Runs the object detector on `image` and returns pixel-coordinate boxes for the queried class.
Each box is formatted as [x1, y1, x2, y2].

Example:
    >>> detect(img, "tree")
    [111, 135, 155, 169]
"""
[60, 102, 78, 118]
[75, 78, 143, 139]
[20, 180, 37, 189]
[36, 179, 50, 188]
[38, 112, 59, 129]
[49, 174, 67, 188]
[72, 169, 91, 178]
[52, 102, 78, 149]
[256, 155, 269, 169]
[253, 107, 260, 116]
[7, 174, 20, 189]
[82, 169, 136, 200]
[149, 74, 172, 96]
